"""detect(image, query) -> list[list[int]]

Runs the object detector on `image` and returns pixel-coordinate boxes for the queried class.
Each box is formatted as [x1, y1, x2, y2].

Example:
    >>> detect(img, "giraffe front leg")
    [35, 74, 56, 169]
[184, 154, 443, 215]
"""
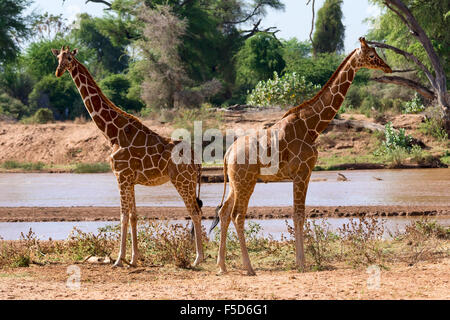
[113, 182, 134, 267]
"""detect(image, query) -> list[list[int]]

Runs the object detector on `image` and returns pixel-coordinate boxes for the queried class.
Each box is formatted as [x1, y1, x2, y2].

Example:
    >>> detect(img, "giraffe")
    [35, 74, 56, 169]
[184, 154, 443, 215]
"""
[52, 46, 204, 267]
[210, 38, 392, 275]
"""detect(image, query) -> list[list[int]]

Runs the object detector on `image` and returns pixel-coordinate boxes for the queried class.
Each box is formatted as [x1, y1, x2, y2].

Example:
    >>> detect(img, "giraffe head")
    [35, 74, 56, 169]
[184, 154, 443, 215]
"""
[355, 37, 392, 73]
[51, 46, 78, 77]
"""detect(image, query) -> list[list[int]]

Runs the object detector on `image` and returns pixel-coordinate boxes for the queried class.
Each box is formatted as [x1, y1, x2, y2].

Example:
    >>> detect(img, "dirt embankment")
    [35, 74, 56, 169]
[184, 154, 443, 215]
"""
[0, 259, 448, 299]
[0, 205, 448, 222]
[1, 110, 443, 170]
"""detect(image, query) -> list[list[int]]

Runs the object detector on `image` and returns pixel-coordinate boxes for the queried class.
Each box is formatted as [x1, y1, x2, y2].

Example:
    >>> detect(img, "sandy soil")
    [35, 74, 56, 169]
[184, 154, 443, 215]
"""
[0, 259, 448, 300]
[0, 110, 438, 168]
[0, 205, 448, 222]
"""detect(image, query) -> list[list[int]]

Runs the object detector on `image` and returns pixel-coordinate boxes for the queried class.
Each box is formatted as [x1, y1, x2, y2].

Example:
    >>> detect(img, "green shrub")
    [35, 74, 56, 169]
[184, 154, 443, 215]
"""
[1, 160, 45, 171]
[402, 93, 425, 114]
[382, 122, 413, 151]
[419, 118, 448, 142]
[73, 162, 111, 173]
[247, 71, 319, 108]
[0, 93, 30, 120]
[33, 108, 54, 123]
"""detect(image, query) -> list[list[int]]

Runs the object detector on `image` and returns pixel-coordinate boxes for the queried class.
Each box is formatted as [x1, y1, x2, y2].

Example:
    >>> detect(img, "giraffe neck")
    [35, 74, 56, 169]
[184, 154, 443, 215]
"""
[69, 60, 134, 146]
[305, 49, 359, 137]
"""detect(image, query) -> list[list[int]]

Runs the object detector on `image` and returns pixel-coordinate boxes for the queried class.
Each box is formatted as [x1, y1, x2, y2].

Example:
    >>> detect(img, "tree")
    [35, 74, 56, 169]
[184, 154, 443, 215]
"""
[235, 33, 286, 90]
[0, 0, 31, 64]
[99, 74, 144, 112]
[137, 5, 189, 109]
[311, 0, 345, 55]
[71, 14, 129, 77]
[367, 0, 450, 132]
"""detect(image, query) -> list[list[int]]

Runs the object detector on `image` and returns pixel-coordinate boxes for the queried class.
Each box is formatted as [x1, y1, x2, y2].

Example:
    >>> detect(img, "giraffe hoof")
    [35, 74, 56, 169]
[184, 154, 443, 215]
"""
[246, 270, 256, 276]
[113, 260, 123, 267]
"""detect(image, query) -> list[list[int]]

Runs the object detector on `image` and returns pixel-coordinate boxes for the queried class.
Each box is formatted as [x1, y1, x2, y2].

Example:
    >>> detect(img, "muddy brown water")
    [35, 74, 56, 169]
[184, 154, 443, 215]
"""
[0, 168, 449, 207]
[0, 168, 448, 240]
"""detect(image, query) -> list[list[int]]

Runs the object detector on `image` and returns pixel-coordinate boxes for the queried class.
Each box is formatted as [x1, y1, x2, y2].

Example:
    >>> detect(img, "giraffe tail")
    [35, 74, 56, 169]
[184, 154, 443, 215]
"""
[190, 164, 203, 239]
[208, 157, 227, 235]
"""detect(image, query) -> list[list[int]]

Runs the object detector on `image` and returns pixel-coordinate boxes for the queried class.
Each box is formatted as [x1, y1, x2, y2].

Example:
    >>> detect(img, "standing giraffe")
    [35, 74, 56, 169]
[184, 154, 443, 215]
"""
[210, 38, 392, 275]
[52, 46, 204, 267]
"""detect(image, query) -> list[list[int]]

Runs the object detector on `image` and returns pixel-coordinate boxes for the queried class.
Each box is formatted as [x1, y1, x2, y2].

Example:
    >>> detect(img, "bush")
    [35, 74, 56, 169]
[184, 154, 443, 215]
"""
[74, 162, 111, 173]
[402, 93, 425, 114]
[33, 108, 54, 123]
[99, 74, 144, 113]
[382, 122, 413, 151]
[0, 93, 30, 120]
[247, 71, 319, 108]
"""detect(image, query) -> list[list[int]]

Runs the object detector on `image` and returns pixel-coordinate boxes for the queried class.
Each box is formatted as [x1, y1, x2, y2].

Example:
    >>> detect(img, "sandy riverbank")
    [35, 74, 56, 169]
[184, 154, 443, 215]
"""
[0, 205, 448, 222]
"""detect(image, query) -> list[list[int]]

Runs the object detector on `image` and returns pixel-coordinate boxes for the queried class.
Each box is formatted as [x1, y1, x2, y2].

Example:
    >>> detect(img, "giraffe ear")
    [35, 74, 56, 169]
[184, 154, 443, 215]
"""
[71, 48, 79, 56]
[51, 49, 60, 57]
[359, 37, 368, 49]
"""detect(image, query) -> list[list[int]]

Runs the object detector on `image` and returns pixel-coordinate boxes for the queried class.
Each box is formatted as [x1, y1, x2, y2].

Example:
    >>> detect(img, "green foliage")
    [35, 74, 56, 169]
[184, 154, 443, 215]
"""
[0, 93, 29, 120]
[32, 108, 54, 124]
[368, 0, 450, 85]
[1, 160, 45, 171]
[24, 39, 85, 80]
[0, 0, 31, 63]
[28, 74, 84, 120]
[73, 163, 111, 173]
[247, 71, 319, 108]
[72, 13, 129, 78]
[312, 0, 345, 55]
[419, 118, 448, 142]
[284, 52, 342, 86]
[402, 93, 425, 114]
[383, 122, 413, 151]
[235, 33, 286, 89]
[99, 74, 144, 112]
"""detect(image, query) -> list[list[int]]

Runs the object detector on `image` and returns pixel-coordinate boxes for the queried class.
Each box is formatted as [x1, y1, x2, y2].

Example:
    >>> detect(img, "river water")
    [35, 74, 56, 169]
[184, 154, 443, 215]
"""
[0, 168, 448, 240]
[0, 168, 449, 207]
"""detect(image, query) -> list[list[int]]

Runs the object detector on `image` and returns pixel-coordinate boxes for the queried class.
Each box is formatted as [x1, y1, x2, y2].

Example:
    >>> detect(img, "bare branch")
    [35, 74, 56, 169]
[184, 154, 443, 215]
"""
[84, 0, 112, 8]
[371, 75, 435, 100]
[391, 69, 415, 73]
[307, 0, 316, 45]
[366, 40, 436, 88]
[241, 19, 279, 39]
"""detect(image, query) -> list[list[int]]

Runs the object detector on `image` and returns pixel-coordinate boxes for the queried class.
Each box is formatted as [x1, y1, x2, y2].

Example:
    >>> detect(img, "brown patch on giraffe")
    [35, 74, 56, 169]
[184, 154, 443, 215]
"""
[339, 82, 351, 95]
[91, 95, 101, 110]
[123, 124, 138, 142]
[113, 148, 131, 161]
[144, 168, 160, 179]
[78, 73, 86, 84]
[74, 77, 80, 87]
[332, 95, 344, 109]
[88, 86, 97, 95]
[132, 131, 147, 147]
[113, 161, 129, 171]
[71, 67, 78, 77]
[109, 110, 118, 120]
[92, 115, 105, 131]
[101, 109, 112, 122]
[80, 86, 88, 99]
[129, 146, 146, 158]
[129, 158, 143, 171]
[85, 99, 94, 113]
[115, 116, 128, 128]
[142, 155, 153, 169]
[118, 129, 130, 146]
[316, 120, 330, 133]
[305, 114, 320, 129]
[321, 107, 335, 121]
[106, 123, 118, 139]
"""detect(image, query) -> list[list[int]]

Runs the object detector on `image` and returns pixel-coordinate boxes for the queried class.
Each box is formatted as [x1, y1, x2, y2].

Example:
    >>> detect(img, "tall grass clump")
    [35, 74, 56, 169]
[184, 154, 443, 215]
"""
[1, 160, 45, 171]
[73, 162, 110, 173]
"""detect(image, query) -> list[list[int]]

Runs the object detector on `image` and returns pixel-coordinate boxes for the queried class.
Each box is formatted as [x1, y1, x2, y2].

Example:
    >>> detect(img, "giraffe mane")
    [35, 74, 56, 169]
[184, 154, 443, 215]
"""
[74, 60, 146, 126]
[281, 48, 358, 119]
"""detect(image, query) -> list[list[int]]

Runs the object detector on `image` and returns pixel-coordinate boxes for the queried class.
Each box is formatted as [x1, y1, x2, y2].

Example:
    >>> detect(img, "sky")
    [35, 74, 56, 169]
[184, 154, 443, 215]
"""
[29, 0, 381, 53]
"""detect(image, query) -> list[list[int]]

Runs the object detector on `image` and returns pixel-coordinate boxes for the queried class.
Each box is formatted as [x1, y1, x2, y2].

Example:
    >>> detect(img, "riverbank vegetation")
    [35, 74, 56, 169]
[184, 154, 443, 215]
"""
[0, 0, 448, 172]
[0, 217, 448, 271]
